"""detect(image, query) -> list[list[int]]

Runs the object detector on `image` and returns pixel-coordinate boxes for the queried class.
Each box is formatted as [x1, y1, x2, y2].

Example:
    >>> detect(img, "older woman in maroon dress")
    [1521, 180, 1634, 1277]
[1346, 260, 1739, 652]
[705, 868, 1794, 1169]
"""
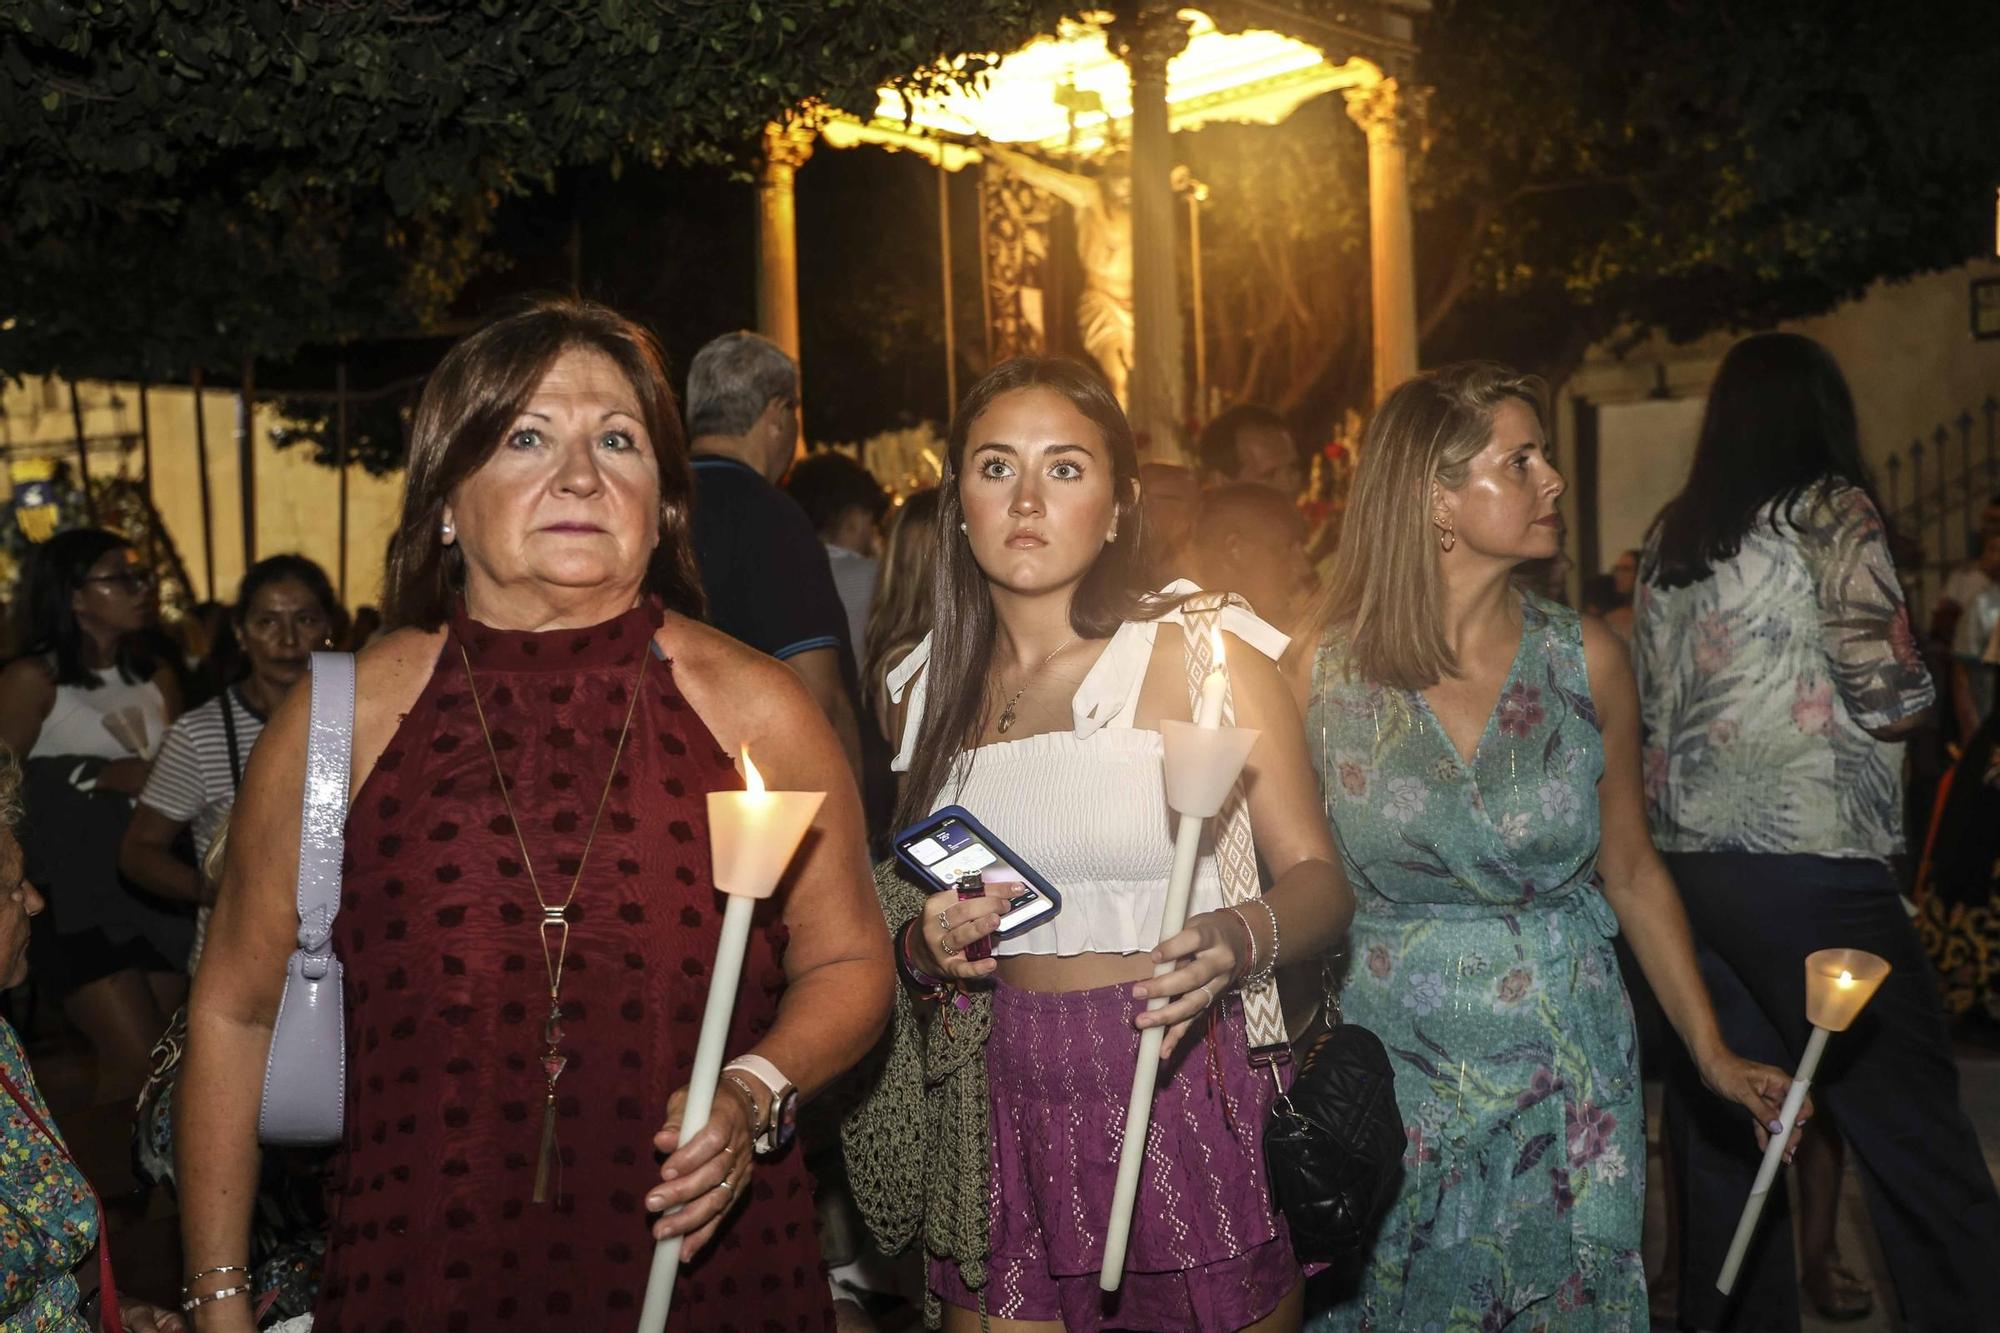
[175, 299, 891, 1331]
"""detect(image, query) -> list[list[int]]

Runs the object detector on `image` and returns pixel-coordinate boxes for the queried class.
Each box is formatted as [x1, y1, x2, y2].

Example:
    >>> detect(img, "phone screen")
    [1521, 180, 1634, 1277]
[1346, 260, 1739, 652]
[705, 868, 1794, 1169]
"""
[897, 816, 1059, 939]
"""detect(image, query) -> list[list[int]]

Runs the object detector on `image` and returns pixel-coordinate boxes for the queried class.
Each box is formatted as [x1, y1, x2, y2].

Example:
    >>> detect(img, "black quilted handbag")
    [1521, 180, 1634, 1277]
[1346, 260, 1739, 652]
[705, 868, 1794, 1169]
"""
[1262, 989, 1406, 1262]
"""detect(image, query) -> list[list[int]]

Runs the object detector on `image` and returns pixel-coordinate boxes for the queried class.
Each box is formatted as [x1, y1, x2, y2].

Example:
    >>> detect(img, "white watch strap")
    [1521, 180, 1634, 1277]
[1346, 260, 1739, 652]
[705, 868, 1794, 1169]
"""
[722, 1055, 792, 1151]
[722, 1053, 792, 1101]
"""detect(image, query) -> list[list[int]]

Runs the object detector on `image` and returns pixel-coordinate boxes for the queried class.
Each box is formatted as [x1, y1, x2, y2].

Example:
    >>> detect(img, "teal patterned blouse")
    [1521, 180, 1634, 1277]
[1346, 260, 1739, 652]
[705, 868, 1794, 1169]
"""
[1305, 593, 1646, 1332]
[1633, 480, 1932, 862]
[0, 1020, 93, 1332]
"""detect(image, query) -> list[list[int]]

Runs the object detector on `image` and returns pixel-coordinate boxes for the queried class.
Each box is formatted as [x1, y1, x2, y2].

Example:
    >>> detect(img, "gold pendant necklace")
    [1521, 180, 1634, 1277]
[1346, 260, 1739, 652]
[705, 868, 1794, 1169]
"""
[995, 635, 1077, 734]
[459, 637, 650, 1204]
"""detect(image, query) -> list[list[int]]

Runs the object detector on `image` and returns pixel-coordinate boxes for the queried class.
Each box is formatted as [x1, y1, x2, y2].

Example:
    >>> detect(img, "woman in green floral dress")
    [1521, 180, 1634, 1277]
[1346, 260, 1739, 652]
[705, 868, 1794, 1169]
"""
[1294, 364, 1802, 1332]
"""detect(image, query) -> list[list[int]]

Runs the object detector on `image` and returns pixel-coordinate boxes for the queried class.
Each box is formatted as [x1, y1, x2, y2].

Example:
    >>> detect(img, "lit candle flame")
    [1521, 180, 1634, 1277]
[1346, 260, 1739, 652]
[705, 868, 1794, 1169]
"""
[741, 746, 765, 796]
[1837, 969, 1854, 989]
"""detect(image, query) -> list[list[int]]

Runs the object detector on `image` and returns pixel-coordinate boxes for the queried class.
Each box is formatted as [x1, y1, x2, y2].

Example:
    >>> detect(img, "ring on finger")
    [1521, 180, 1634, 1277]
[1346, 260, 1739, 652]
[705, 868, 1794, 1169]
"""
[942, 935, 961, 957]
[936, 909, 951, 933]
[712, 1177, 734, 1200]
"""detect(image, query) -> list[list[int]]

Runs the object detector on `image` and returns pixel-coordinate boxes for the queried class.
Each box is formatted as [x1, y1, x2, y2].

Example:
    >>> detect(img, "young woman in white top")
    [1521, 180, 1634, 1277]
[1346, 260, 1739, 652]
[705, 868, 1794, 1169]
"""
[0, 528, 186, 1104]
[889, 358, 1353, 1332]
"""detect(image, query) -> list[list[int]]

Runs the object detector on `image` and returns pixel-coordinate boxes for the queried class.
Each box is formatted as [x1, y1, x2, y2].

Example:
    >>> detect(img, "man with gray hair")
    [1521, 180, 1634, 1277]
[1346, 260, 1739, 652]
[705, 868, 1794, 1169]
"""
[686, 331, 864, 782]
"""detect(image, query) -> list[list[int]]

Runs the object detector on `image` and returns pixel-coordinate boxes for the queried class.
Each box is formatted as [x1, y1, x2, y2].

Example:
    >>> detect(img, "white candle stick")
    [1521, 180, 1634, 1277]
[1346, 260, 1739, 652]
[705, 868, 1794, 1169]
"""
[637, 748, 824, 1333]
[1716, 949, 1889, 1297]
[1101, 628, 1259, 1292]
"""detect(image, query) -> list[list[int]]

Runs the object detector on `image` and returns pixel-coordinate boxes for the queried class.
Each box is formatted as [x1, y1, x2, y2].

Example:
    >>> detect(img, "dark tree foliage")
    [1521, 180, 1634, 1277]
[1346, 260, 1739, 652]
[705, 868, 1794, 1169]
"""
[1414, 0, 2000, 371]
[0, 0, 1071, 378]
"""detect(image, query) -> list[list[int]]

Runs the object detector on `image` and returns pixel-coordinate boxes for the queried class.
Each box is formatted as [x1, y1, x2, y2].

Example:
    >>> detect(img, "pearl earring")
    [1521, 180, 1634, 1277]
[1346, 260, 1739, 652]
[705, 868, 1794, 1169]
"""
[959, 521, 968, 533]
[440, 520, 455, 541]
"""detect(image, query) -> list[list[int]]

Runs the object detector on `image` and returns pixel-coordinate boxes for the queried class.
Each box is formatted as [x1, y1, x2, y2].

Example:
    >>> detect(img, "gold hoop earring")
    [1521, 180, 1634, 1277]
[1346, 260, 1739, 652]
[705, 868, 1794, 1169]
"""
[1436, 524, 1456, 553]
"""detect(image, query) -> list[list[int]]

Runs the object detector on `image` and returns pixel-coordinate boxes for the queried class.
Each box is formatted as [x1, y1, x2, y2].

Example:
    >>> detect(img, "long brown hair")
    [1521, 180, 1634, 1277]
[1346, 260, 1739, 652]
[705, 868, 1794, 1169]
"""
[863, 487, 940, 726]
[382, 297, 706, 629]
[894, 358, 1152, 826]
[1297, 361, 1548, 690]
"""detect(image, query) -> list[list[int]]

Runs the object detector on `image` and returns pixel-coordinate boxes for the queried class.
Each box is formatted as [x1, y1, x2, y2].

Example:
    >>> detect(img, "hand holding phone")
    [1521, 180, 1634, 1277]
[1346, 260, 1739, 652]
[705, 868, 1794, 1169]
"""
[893, 806, 1063, 945]
[917, 882, 1011, 981]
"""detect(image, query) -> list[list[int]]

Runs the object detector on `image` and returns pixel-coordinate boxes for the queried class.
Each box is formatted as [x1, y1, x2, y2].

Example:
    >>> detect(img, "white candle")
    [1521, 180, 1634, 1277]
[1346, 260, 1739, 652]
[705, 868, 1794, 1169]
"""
[1102, 626, 1256, 1292]
[1716, 948, 1889, 1297]
[637, 748, 824, 1333]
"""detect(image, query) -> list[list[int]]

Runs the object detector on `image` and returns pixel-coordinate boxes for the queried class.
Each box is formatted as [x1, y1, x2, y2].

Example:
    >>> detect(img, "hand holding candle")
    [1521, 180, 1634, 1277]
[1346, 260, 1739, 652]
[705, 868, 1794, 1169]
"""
[1716, 948, 1890, 1297]
[1101, 626, 1261, 1293]
[636, 748, 824, 1333]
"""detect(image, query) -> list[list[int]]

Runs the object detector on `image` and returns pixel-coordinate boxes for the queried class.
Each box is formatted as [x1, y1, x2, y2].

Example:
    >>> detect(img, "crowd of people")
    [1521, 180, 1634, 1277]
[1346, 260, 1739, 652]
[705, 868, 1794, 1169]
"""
[0, 299, 1993, 1333]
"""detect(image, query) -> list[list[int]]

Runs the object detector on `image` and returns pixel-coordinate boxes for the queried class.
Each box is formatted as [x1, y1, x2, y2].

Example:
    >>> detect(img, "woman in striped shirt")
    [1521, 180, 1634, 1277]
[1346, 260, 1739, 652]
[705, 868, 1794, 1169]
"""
[119, 555, 338, 971]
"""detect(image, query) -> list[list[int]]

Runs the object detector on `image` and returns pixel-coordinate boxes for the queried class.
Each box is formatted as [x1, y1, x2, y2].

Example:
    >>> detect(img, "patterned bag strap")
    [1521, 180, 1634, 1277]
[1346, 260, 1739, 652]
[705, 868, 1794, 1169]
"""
[1180, 599, 1289, 1058]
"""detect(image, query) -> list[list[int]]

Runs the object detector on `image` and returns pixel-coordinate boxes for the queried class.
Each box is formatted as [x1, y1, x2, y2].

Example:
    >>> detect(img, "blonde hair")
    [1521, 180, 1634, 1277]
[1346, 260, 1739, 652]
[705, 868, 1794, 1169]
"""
[202, 824, 230, 891]
[1299, 362, 1548, 690]
[863, 488, 941, 725]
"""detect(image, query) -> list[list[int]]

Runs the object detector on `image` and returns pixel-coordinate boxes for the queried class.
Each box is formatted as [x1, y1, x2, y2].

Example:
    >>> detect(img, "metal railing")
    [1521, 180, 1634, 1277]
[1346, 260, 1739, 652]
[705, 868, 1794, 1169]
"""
[1883, 395, 2000, 616]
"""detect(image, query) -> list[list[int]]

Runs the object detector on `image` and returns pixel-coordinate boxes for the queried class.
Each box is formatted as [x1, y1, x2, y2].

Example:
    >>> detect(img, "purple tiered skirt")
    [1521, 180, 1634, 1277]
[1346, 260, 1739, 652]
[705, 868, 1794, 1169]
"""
[930, 980, 1301, 1330]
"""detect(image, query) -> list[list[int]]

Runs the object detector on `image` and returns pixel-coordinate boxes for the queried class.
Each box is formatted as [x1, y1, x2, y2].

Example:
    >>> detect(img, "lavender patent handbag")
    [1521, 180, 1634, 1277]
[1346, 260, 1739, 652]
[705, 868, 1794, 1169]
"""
[257, 652, 353, 1146]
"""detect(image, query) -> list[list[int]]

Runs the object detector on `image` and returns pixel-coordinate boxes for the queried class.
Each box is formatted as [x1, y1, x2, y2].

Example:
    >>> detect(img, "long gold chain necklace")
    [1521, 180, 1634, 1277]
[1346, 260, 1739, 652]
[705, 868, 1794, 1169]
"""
[459, 639, 649, 1203]
[995, 635, 1077, 734]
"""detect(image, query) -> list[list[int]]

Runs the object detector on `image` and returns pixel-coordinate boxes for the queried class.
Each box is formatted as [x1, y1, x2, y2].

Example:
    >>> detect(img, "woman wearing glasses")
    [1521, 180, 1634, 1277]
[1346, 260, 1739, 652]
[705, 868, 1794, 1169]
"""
[0, 528, 190, 1105]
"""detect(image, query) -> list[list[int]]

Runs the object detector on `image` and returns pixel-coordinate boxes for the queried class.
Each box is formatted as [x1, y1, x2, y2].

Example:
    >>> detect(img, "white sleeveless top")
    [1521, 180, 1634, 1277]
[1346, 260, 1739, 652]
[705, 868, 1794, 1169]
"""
[29, 665, 168, 761]
[888, 581, 1286, 957]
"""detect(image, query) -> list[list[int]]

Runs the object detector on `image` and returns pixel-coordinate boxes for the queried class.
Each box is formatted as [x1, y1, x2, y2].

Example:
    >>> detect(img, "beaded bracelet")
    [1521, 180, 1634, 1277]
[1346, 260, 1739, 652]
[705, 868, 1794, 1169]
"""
[180, 1282, 255, 1313]
[1239, 899, 1280, 988]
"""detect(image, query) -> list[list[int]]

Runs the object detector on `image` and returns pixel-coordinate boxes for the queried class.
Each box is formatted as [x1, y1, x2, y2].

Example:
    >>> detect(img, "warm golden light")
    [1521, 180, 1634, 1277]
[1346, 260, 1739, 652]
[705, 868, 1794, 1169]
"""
[829, 9, 1373, 162]
[741, 746, 766, 797]
[1837, 970, 1854, 989]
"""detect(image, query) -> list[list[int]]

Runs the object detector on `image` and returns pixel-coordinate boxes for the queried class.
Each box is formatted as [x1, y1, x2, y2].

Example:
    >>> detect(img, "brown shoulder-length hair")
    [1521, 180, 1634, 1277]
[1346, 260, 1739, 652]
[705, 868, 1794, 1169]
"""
[382, 297, 707, 630]
[1296, 361, 1548, 691]
[895, 357, 1155, 827]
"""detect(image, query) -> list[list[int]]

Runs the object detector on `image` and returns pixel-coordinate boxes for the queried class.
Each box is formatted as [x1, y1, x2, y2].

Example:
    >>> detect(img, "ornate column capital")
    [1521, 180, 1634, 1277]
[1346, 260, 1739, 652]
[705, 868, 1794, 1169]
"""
[1107, 3, 1191, 82]
[1342, 75, 1411, 144]
[762, 119, 817, 173]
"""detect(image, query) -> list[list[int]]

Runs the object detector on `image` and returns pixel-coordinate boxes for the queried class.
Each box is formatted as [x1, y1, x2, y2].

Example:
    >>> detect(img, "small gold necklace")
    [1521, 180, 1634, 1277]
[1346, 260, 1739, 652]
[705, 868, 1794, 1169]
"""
[995, 635, 1077, 734]
[459, 638, 649, 1204]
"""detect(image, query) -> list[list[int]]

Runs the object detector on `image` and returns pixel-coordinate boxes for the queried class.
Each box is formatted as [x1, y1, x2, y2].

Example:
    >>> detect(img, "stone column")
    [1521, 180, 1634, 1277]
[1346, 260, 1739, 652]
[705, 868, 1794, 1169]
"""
[1113, 5, 1190, 458]
[1344, 73, 1420, 405]
[757, 120, 816, 364]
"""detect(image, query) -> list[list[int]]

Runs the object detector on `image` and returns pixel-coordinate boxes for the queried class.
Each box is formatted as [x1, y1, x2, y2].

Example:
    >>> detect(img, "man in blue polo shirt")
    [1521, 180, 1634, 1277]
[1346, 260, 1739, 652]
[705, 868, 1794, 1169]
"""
[684, 331, 863, 782]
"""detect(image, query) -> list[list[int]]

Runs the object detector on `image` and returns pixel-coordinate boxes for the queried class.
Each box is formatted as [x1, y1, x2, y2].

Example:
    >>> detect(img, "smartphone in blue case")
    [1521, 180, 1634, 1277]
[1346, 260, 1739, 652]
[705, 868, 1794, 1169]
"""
[891, 805, 1063, 941]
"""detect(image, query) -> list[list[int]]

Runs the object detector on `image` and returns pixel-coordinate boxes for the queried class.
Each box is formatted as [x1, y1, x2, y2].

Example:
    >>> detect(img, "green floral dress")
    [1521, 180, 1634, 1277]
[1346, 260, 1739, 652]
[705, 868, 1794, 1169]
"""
[0, 1020, 94, 1332]
[1305, 594, 1645, 1332]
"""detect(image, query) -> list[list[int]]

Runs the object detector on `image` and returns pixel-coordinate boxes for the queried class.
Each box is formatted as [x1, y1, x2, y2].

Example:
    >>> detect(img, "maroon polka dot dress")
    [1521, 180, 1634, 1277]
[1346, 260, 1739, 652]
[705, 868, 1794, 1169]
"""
[315, 601, 833, 1332]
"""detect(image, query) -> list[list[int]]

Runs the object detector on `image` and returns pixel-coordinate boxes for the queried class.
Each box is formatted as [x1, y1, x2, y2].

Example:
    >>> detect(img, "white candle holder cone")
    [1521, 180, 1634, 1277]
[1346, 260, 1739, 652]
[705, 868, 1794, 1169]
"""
[707, 790, 826, 899]
[1100, 721, 1259, 1292]
[1161, 720, 1262, 818]
[1716, 947, 1890, 1297]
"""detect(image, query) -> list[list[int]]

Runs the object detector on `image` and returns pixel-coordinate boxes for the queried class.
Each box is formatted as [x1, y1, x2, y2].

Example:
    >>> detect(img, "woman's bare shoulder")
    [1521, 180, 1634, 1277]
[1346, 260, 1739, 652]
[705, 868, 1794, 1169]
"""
[655, 613, 818, 743]
[0, 656, 55, 700]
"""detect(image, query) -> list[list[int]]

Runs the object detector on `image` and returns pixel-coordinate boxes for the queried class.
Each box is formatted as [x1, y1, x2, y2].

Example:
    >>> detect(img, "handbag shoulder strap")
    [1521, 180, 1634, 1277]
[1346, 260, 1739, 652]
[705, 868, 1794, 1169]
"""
[296, 653, 355, 961]
[1176, 600, 1289, 1057]
[220, 688, 244, 792]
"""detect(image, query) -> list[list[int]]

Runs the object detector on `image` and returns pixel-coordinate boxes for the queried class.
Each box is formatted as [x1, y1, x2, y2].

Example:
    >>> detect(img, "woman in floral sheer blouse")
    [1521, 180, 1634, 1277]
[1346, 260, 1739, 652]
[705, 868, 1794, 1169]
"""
[1635, 332, 2000, 1332]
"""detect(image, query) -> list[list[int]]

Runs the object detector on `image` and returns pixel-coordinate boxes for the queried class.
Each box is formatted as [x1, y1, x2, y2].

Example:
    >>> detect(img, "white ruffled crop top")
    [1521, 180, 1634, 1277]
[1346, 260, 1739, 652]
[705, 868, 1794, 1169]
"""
[887, 581, 1286, 958]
